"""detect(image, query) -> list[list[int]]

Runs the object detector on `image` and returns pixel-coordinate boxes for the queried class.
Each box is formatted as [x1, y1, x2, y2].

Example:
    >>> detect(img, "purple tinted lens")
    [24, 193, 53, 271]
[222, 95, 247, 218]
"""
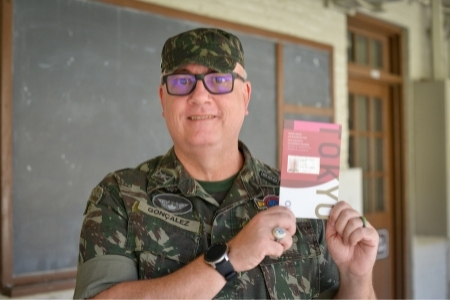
[168, 74, 195, 95]
[204, 74, 233, 94]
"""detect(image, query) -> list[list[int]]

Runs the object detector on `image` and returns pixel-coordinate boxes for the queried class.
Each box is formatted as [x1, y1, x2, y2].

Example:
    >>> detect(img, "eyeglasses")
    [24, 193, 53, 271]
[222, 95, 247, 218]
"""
[161, 72, 246, 96]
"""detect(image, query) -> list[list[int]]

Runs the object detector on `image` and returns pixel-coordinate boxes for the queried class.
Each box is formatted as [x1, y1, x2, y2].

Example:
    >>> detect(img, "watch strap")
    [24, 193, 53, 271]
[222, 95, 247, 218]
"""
[215, 257, 238, 281]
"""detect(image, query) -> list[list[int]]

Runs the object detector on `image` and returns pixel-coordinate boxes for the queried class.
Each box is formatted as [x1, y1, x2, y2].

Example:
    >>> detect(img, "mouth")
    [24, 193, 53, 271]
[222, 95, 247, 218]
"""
[188, 115, 215, 120]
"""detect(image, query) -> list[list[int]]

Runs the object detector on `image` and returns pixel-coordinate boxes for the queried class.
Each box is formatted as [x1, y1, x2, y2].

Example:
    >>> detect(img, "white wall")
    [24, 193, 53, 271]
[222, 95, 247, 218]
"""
[412, 79, 450, 298]
[413, 236, 448, 299]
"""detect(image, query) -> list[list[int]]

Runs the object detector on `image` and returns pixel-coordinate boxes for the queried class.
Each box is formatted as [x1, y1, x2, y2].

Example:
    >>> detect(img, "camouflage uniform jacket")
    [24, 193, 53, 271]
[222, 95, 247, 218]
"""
[75, 141, 339, 299]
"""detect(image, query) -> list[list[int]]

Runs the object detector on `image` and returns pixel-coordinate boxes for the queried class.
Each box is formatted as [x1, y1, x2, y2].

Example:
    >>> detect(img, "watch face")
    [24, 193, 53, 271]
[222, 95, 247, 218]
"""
[205, 242, 228, 263]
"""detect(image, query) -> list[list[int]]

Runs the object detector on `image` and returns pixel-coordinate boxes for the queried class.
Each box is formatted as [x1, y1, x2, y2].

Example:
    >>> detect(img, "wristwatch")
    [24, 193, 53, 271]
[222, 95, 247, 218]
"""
[204, 242, 238, 281]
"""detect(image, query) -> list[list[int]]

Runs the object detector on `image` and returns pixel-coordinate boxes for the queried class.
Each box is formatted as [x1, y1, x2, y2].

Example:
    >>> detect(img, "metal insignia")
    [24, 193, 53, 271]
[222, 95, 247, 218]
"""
[254, 198, 267, 210]
[153, 169, 174, 184]
[264, 195, 279, 208]
[152, 194, 192, 215]
[253, 195, 279, 210]
[165, 187, 179, 193]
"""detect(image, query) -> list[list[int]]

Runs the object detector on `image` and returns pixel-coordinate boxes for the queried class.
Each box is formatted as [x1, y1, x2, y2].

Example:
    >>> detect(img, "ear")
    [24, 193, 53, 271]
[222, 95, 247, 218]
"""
[159, 85, 166, 118]
[242, 81, 252, 116]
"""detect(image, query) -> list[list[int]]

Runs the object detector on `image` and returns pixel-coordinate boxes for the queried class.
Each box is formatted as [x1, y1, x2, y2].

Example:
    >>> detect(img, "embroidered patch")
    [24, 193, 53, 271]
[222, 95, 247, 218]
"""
[152, 194, 192, 215]
[136, 201, 200, 233]
[259, 171, 280, 184]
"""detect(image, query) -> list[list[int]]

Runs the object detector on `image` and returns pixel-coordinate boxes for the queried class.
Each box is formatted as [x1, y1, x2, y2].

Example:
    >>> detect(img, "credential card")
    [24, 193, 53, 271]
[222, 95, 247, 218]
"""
[279, 120, 342, 219]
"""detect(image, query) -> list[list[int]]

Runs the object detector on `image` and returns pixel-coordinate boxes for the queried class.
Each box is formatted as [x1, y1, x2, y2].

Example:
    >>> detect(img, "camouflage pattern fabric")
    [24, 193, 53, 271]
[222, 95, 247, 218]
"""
[78, 141, 339, 299]
[160, 28, 245, 74]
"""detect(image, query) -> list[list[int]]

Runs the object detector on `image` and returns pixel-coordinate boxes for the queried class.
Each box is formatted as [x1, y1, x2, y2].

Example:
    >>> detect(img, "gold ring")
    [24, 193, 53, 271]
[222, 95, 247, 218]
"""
[360, 216, 367, 228]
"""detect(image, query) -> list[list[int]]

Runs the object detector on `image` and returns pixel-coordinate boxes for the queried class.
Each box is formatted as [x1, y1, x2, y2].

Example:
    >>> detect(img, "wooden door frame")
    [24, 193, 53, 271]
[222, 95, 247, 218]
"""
[348, 13, 407, 299]
[348, 78, 395, 299]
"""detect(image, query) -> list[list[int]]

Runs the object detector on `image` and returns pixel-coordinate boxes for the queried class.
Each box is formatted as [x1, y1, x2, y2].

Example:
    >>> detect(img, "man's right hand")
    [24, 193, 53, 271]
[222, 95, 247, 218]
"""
[226, 206, 297, 272]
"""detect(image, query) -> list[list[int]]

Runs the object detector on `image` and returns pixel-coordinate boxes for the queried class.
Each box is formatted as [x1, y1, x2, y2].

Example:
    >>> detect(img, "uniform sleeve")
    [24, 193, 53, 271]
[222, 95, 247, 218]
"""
[75, 175, 137, 298]
[315, 219, 340, 299]
[73, 255, 138, 299]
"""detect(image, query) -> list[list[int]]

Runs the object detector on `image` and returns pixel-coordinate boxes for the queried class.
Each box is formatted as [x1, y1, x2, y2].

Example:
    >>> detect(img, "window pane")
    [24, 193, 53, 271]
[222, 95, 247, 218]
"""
[373, 137, 384, 171]
[356, 95, 368, 131]
[283, 42, 331, 108]
[347, 31, 354, 62]
[355, 35, 368, 65]
[363, 177, 370, 214]
[371, 39, 383, 68]
[373, 97, 383, 131]
[374, 177, 385, 212]
[357, 136, 369, 171]
[349, 136, 355, 167]
[348, 94, 355, 130]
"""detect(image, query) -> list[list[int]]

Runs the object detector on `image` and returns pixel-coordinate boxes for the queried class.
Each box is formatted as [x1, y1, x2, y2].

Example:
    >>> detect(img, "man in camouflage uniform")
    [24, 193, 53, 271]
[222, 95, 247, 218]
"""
[74, 28, 379, 299]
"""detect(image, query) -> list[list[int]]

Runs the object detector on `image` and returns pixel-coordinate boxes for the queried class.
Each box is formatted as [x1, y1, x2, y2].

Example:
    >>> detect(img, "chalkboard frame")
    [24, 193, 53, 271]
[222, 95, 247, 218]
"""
[0, 0, 334, 296]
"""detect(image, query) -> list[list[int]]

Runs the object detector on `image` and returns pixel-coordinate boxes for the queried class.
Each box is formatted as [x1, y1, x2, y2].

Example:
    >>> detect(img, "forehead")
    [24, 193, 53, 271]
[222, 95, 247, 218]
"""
[169, 63, 243, 75]
[172, 64, 212, 74]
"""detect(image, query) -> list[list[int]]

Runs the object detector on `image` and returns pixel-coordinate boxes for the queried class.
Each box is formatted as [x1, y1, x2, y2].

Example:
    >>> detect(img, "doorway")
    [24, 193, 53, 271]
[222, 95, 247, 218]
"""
[347, 14, 405, 299]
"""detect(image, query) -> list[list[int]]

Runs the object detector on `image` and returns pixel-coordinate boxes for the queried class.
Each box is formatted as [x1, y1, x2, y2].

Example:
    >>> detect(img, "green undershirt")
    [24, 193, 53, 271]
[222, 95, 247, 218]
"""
[197, 173, 238, 204]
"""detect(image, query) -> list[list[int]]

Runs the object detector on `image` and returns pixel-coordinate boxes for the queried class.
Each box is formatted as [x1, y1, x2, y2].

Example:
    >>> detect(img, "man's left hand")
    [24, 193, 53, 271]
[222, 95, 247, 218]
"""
[326, 201, 379, 280]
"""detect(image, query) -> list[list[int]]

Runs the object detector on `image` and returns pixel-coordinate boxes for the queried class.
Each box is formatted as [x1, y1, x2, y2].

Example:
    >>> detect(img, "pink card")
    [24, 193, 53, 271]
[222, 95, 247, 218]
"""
[279, 120, 342, 219]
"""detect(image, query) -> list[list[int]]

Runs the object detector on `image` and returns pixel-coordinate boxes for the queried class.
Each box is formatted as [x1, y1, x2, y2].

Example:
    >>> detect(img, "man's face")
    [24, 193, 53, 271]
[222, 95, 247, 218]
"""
[159, 63, 251, 152]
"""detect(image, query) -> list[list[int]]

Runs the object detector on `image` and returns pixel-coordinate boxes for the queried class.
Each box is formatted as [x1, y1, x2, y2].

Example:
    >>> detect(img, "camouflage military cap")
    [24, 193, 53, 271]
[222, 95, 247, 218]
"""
[161, 28, 245, 74]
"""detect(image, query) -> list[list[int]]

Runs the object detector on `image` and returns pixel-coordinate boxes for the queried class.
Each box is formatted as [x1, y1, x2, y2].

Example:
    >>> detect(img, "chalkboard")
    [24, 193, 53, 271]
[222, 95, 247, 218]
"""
[11, 0, 277, 275]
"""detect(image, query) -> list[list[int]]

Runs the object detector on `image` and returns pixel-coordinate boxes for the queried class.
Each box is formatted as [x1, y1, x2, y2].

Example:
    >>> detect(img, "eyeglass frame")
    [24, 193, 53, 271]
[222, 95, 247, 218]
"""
[161, 72, 246, 96]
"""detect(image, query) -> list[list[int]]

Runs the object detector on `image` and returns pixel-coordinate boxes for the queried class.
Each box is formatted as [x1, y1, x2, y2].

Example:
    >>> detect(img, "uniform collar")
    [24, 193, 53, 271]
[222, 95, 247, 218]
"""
[146, 141, 280, 207]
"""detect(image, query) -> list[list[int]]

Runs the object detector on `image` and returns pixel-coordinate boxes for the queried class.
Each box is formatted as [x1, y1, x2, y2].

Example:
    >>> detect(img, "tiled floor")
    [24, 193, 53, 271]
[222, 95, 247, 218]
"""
[0, 289, 73, 299]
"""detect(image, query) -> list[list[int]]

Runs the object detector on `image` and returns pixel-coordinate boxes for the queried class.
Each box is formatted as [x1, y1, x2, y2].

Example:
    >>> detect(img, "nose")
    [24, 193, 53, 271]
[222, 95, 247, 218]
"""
[188, 78, 211, 104]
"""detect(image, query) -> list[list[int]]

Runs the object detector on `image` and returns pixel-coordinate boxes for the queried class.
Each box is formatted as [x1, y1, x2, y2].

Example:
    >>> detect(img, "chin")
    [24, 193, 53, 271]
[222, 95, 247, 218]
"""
[186, 137, 223, 149]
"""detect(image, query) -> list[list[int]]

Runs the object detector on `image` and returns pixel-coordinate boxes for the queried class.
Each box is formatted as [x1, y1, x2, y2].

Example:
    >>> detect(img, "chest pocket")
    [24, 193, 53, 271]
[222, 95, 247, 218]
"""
[126, 201, 201, 280]
[260, 219, 322, 299]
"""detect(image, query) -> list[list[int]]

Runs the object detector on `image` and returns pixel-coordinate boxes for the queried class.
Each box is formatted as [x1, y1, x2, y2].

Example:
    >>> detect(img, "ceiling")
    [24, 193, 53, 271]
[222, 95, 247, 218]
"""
[325, 0, 450, 38]
[324, 0, 448, 13]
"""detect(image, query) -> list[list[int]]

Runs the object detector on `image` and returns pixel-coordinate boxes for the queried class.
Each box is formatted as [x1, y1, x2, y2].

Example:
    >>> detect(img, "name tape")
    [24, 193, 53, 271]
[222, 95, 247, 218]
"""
[137, 201, 200, 233]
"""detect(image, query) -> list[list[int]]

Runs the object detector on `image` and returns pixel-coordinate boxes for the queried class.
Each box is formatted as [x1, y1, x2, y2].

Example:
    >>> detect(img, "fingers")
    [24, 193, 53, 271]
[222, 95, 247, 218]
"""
[329, 201, 378, 247]
[227, 205, 296, 271]
[326, 201, 379, 281]
[260, 207, 296, 256]
[277, 231, 293, 251]
[346, 225, 379, 248]
[269, 233, 293, 257]
[252, 206, 297, 237]
[254, 206, 296, 248]
[329, 201, 355, 226]
[267, 206, 297, 236]
[335, 210, 362, 245]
